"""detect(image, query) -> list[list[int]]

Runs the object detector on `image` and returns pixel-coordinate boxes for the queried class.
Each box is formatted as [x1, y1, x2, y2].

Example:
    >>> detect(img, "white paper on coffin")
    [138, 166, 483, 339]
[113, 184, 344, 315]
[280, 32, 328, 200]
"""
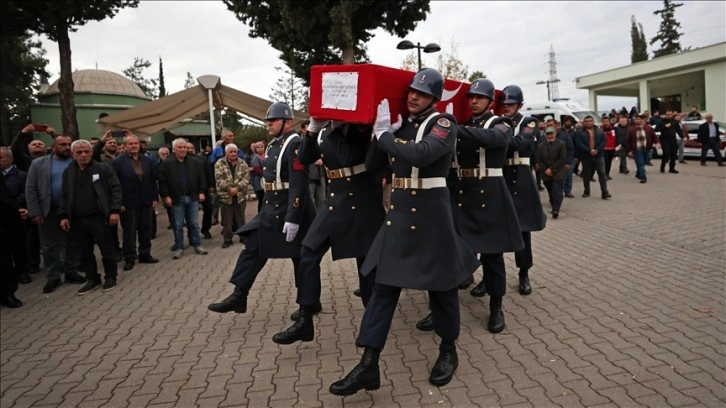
[321, 72, 359, 111]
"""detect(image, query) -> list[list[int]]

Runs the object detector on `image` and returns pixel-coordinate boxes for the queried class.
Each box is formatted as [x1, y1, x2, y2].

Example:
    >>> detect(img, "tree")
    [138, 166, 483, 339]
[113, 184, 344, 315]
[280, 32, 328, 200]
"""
[630, 15, 649, 63]
[650, 0, 684, 58]
[3, 0, 139, 139]
[468, 71, 486, 83]
[123, 57, 158, 99]
[184, 72, 196, 89]
[269, 66, 308, 111]
[0, 33, 48, 145]
[223, 0, 430, 84]
[158, 57, 166, 98]
[400, 52, 420, 72]
[434, 39, 468, 81]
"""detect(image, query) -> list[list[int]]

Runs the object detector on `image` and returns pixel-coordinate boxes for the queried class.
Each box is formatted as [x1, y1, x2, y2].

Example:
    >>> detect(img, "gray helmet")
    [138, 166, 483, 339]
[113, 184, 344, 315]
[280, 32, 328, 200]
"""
[409, 68, 443, 101]
[501, 85, 524, 105]
[467, 78, 495, 100]
[264, 102, 294, 120]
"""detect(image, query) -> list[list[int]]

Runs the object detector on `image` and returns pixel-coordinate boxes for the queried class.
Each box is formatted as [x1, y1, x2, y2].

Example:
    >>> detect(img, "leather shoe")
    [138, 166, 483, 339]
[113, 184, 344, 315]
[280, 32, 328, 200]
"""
[519, 277, 532, 295]
[582, 192, 590, 198]
[138, 255, 159, 264]
[221, 241, 232, 248]
[43, 278, 62, 293]
[564, 193, 575, 198]
[65, 272, 87, 284]
[273, 307, 314, 344]
[429, 342, 458, 386]
[0, 295, 23, 308]
[416, 313, 434, 332]
[123, 261, 135, 271]
[353, 289, 362, 297]
[669, 169, 679, 173]
[202, 231, 212, 240]
[291, 302, 322, 321]
[470, 281, 487, 297]
[18, 273, 32, 284]
[640, 178, 647, 183]
[602, 192, 612, 200]
[329, 348, 380, 396]
[208, 287, 247, 313]
[488, 303, 506, 333]
[458, 276, 473, 289]
[552, 210, 559, 219]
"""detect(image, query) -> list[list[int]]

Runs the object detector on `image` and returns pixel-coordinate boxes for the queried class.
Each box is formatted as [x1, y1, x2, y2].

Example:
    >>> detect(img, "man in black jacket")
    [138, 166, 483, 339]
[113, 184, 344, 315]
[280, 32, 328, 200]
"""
[613, 116, 630, 175]
[0, 148, 29, 307]
[59, 140, 122, 294]
[574, 116, 611, 199]
[697, 114, 724, 166]
[655, 110, 679, 174]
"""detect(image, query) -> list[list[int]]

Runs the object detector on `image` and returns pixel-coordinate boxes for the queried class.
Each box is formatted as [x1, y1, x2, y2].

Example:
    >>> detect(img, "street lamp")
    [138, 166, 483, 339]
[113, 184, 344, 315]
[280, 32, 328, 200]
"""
[396, 40, 441, 71]
[536, 79, 561, 102]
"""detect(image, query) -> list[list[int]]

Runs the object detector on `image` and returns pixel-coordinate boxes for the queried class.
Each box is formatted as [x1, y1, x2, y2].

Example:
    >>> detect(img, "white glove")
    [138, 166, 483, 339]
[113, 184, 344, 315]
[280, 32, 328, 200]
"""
[445, 103, 454, 115]
[308, 117, 324, 133]
[282, 222, 299, 242]
[390, 114, 403, 134]
[374, 99, 392, 139]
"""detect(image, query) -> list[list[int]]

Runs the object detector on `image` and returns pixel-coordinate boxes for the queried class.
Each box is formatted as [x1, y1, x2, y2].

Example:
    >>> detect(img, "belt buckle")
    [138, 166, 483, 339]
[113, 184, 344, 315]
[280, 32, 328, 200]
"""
[264, 182, 273, 190]
[393, 178, 407, 189]
[461, 169, 474, 177]
[328, 169, 341, 179]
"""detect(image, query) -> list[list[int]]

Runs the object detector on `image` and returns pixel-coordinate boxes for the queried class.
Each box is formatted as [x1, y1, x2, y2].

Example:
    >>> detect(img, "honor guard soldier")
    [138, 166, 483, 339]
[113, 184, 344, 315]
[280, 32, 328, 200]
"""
[329, 68, 480, 396]
[271, 120, 385, 345]
[207, 102, 316, 315]
[500, 85, 547, 296]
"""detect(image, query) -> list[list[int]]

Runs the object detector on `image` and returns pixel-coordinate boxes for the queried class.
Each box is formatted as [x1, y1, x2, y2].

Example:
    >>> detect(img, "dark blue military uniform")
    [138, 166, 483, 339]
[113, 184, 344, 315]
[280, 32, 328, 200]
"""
[295, 122, 385, 307]
[229, 130, 316, 292]
[453, 113, 524, 300]
[503, 113, 547, 276]
[358, 110, 480, 350]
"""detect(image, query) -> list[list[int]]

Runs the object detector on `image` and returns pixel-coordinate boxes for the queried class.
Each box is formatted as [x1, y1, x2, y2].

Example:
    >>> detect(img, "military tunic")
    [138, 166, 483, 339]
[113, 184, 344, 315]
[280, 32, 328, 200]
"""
[362, 112, 479, 291]
[298, 123, 385, 260]
[503, 113, 547, 232]
[238, 130, 315, 259]
[452, 113, 524, 254]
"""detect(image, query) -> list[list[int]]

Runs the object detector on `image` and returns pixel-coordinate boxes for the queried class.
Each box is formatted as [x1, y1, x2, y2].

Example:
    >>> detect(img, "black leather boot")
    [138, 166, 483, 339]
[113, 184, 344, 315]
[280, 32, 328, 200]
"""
[518, 270, 532, 295]
[470, 280, 487, 297]
[488, 297, 505, 333]
[416, 313, 434, 332]
[273, 306, 315, 344]
[329, 347, 381, 396]
[208, 287, 247, 313]
[458, 276, 474, 289]
[290, 301, 322, 321]
[429, 340, 458, 386]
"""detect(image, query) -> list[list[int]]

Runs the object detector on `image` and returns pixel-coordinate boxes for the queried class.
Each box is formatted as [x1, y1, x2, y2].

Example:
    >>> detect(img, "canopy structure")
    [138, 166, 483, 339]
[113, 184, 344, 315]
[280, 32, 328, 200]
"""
[97, 75, 307, 138]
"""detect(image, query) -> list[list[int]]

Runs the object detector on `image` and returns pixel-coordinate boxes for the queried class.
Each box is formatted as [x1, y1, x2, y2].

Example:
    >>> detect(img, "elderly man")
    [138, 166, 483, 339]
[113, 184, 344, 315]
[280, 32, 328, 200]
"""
[60, 140, 122, 294]
[210, 130, 246, 225]
[26, 135, 87, 293]
[214, 143, 250, 248]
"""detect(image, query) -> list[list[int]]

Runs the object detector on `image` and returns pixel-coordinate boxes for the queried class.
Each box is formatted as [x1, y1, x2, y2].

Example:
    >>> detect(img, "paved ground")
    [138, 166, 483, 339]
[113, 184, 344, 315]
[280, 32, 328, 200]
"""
[2, 158, 725, 408]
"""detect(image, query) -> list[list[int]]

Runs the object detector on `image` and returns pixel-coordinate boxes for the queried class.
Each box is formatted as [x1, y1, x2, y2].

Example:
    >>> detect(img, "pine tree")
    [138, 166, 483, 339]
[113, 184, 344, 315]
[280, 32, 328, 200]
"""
[158, 57, 166, 98]
[630, 16, 649, 62]
[650, 0, 684, 58]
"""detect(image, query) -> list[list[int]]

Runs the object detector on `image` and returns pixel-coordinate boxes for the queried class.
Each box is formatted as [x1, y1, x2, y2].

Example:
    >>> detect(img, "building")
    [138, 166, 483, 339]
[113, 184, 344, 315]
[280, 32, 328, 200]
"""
[31, 69, 151, 144]
[576, 42, 726, 120]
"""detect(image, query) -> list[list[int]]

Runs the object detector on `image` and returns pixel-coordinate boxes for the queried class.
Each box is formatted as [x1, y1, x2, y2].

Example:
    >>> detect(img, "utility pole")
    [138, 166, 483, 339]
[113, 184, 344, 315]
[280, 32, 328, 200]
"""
[548, 44, 560, 100]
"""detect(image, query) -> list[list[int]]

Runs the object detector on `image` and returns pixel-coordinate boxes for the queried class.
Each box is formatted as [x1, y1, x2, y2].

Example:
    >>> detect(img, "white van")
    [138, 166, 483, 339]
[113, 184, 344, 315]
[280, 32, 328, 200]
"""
[520, 99, 601, 125]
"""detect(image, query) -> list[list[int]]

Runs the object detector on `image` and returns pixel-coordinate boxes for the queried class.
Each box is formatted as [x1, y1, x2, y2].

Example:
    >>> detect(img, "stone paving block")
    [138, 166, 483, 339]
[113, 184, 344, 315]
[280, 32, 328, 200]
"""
[485, 378, 527, 406]
[176, 386, 205, 406]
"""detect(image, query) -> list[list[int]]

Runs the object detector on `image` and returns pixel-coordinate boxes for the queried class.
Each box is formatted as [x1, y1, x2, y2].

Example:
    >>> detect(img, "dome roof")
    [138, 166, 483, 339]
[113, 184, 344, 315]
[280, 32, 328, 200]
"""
[44, 69, 148, 98]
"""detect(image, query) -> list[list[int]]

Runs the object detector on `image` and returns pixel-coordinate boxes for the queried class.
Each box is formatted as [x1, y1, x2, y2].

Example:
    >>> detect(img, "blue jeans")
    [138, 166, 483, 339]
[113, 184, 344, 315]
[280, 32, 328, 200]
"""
[39, 209, 79, 280]
[635, 149, 647, 179]
[563, 165, 574, 194]
[172, 195, 201, 250]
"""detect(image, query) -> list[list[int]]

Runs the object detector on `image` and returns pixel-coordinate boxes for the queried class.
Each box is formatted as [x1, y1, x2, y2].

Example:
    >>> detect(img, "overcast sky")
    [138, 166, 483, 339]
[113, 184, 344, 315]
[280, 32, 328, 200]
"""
[37, 1, 725, 113]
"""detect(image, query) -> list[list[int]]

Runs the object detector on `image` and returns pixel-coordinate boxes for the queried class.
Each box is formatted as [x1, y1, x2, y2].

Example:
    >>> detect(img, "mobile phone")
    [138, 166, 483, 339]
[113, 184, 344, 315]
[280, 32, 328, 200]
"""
[111, 130, 126, 138]
[33, 124, 48, 132]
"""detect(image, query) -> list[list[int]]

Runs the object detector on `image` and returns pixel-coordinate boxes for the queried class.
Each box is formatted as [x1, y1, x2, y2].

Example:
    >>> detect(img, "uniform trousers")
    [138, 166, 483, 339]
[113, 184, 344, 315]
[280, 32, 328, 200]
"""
[229, 229, 301, 293]
[480, 253, 506, 299]
[357, 282, 459, 350]
[514, 231, 532, 274]
[297, 238, 370, 307]
[26, 222, 41, 271]
[0, 220, 27, 297]
[66, 214, 118, 280]
[121, 206, 153, 261]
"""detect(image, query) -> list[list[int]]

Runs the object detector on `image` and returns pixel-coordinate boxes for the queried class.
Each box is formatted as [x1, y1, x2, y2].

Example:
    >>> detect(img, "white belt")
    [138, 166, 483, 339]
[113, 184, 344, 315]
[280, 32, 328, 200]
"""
[392, 177, 447, 189]
[327, 163, 366, 179]
[263, 181, 288, 191]
[458, 168, 503, 178]
[505, 157, 530, 166]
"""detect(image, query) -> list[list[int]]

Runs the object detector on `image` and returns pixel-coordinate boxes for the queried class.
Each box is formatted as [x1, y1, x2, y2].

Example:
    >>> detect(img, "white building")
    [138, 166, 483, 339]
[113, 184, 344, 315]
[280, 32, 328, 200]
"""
[576, 42, 726, 120]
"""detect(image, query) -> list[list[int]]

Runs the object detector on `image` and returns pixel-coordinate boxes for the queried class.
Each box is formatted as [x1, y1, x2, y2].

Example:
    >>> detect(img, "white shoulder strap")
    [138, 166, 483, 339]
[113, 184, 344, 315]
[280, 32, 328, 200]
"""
[411, 111, 442, 182]
[479, 115, 499, 172]
[276, 133, 300, 184]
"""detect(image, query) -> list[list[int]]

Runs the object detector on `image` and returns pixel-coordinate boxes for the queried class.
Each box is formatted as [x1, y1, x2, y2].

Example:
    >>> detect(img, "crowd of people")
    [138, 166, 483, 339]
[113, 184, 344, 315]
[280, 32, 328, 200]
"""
[1, 68, 723, 398]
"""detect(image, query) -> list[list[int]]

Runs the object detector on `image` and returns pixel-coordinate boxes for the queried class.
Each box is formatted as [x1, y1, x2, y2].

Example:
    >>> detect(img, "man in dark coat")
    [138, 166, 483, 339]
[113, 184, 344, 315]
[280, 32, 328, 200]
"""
[207, 102, 316, 316]
[655, 110, 679, 174]
[271, 120, 386, 345]
[501, 85, 547, 297]
[574, 116, 611, 199]
[697, 114, 724, 166]
[536, 127, 567, 218]
[0, 148, 29, 307]
[329, 68, 480, 397]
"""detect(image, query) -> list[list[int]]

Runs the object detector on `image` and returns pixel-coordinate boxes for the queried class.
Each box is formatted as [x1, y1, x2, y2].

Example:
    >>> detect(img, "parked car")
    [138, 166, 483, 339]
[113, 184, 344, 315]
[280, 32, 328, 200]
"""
[654, 120, 726, 159]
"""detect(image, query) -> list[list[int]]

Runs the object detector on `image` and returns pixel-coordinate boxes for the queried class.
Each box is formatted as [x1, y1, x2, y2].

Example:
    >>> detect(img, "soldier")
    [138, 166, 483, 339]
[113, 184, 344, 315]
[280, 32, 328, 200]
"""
[329, 68, 480, 396]
[500, 85, 547, 297]
[271, 120, 385, 345]
[207, 102, 316, 315]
